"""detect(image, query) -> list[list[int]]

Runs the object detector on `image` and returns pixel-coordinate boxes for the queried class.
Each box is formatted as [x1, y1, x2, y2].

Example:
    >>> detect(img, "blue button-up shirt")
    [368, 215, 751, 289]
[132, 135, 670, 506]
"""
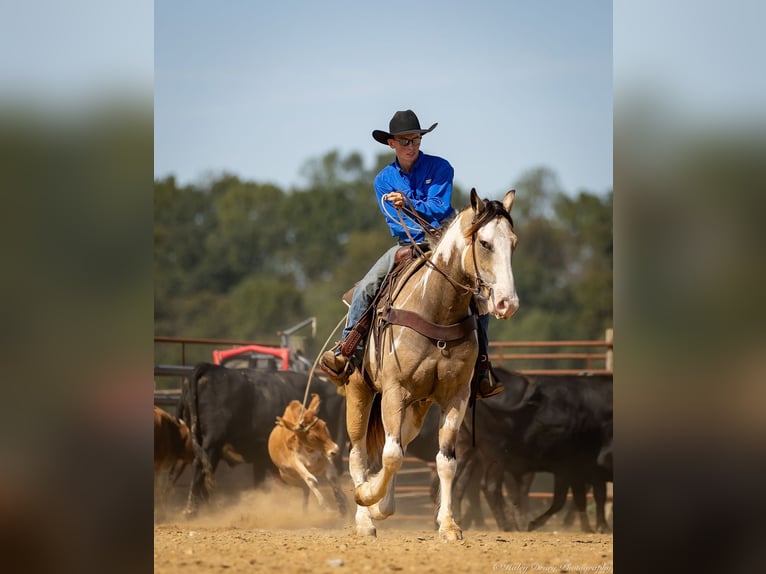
[373, 151, 456, 244]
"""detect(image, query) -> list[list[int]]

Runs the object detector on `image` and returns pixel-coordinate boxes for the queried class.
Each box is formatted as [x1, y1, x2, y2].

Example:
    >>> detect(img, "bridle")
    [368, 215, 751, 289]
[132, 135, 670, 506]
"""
[394, 199, 494, 300]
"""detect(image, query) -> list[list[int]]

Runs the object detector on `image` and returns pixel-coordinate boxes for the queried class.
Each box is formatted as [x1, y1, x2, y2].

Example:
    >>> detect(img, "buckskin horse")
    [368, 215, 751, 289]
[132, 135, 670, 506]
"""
[345, 188, 519, 540]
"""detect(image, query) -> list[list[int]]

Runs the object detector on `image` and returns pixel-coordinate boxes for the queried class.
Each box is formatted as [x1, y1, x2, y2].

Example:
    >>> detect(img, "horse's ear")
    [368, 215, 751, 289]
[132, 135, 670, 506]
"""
[308, 393, 320, 413]
[502, 189, 516, 213]
[470, 188, 485, 213]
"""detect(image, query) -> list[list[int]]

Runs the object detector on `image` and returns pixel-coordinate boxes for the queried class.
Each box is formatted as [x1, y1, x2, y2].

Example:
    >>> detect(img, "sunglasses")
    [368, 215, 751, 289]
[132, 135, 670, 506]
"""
[394, 136, 422, 147]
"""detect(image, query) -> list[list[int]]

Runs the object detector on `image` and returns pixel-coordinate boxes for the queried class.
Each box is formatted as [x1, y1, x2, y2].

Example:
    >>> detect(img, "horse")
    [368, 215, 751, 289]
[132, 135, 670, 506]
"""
[344, 188, 519, 541]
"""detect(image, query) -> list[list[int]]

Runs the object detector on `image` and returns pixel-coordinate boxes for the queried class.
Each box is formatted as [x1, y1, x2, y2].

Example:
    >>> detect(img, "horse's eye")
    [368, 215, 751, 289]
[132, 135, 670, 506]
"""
[479, 239, 492, 251]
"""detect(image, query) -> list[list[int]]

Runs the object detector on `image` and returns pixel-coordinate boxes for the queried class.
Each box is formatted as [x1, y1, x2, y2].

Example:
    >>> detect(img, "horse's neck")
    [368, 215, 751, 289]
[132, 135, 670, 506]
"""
[397, 225, 474, 324]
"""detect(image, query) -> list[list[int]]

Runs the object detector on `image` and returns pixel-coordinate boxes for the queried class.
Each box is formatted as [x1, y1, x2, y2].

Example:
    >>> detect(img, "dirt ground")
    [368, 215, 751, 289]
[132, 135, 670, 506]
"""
[154, 483, 613, 574]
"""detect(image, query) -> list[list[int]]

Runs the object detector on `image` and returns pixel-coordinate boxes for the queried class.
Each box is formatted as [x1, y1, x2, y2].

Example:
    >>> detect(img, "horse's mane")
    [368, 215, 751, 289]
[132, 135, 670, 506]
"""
[429, 198, 514, 246]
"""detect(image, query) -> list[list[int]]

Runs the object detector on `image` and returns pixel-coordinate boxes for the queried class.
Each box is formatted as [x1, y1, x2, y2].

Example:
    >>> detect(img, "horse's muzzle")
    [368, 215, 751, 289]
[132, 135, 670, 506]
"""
[492, 296, 519, 319]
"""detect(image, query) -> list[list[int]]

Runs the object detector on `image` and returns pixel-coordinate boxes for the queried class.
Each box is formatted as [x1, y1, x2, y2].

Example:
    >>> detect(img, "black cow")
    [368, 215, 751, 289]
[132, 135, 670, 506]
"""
[178, 362, 347, 515]
[403, 402, 490, 529]
[453, 368, 613, 533]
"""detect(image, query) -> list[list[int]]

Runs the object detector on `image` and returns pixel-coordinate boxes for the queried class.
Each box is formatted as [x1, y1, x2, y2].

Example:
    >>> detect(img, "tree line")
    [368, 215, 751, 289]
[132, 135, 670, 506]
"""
[155, 149, 612, 363]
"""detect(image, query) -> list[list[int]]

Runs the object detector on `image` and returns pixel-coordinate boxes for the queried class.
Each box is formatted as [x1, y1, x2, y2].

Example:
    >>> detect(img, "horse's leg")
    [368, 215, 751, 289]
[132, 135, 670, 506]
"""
[435, 396, 469, 541]
[345, 377, 376, 536]
[368, 400, 433, 520]
[355, 387, 406, 508]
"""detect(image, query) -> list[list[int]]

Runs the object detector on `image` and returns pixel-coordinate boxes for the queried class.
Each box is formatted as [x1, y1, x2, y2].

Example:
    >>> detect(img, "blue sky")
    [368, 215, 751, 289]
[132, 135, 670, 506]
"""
[154, 1, 613, 199]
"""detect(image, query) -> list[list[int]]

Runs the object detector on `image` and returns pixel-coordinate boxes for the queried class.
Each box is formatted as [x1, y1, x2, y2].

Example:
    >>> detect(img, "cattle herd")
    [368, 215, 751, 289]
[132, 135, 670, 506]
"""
[154, 362, 613, 533]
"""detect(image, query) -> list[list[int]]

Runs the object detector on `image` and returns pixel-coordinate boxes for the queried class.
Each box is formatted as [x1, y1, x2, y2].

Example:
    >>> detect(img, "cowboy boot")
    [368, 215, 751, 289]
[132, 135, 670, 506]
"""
[320, 309, 372, 386]
[319, 349, 351, 387]
[476, 354, 504, 399]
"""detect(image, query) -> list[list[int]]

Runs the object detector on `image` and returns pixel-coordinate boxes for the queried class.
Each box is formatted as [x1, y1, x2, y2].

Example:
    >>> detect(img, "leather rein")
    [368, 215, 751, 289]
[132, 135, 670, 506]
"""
[394, 201, 487, 299]
[372, 201, 489, 348]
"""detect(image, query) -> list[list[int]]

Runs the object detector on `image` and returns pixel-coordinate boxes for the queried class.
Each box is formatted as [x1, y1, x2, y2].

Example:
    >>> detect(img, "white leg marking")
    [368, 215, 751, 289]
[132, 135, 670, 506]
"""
[349, 442, 376, 536]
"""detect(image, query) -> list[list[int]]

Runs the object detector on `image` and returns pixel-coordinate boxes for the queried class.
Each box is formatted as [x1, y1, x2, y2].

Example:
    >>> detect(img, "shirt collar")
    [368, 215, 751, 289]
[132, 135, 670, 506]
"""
[394, 151, 423, 175]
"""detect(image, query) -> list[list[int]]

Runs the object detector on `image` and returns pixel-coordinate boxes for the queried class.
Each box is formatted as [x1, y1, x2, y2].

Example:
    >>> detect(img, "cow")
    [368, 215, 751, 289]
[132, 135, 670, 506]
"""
[403, 402, 489, 529]
[153, 406, 194, 518]
[179, 362, 347, 516]
[452, 368, 613, 533]
[267, 394, 347, 514]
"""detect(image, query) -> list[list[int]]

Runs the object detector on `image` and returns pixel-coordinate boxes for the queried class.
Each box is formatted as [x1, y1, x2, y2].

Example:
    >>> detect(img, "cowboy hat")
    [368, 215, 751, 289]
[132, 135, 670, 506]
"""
[372, 109, 438, 145]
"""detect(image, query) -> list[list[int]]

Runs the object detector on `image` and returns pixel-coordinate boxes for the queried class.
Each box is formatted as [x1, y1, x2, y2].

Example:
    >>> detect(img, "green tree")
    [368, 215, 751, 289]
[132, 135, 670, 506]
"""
[554, 190, 613, 338]
[154, 176, 217, 316]
[154, 151, 612, 355]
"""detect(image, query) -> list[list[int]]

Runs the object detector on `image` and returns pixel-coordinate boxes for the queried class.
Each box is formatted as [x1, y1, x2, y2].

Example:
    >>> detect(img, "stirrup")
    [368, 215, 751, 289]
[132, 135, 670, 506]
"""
[476, 365, 504, 399]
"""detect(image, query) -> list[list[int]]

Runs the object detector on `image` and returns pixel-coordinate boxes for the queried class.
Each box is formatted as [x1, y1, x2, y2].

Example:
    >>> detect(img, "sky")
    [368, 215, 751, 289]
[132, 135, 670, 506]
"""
[614, 0, 766, 120]
[154, 1, 613, 199]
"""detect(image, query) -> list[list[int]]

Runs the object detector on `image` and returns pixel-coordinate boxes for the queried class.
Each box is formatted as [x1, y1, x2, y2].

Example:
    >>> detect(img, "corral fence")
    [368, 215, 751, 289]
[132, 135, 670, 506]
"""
[154, 330, 613, 522]
[154, 328, 613, 382]
[489, 328, 613, 375]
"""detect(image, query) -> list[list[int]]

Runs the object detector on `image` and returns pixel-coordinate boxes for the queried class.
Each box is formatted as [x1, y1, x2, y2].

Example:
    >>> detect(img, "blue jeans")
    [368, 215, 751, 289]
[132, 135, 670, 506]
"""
[477, 313, 490, 358]
[342, 244, 491, 359]
[343, 244, 400, 339]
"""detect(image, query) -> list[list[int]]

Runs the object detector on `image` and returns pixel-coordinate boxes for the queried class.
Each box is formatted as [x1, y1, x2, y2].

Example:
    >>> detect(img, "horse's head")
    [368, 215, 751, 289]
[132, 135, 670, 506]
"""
[465, 188, 520, 320]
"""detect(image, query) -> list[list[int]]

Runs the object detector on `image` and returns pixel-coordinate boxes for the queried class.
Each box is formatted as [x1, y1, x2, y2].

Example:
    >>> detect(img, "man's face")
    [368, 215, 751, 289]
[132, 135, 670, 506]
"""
[389, 131, 421, 163]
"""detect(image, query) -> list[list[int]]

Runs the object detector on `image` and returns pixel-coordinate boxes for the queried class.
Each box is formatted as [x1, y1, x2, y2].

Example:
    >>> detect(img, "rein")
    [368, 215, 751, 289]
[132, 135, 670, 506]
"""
[371, 201, 488, 362]
[394, 201, 484, 297]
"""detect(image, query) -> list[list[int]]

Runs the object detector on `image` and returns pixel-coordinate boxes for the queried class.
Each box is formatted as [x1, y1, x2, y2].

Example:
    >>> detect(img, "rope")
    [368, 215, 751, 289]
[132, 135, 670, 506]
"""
[400, 196, 439, 236]
[300, 312, 348, 413]
[380, 195, 423, 234]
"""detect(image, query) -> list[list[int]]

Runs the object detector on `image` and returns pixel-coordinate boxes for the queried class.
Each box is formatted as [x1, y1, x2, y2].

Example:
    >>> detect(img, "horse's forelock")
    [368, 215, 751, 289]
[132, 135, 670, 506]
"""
[464, 199, 513, 238]
[430, 200, 513, 248]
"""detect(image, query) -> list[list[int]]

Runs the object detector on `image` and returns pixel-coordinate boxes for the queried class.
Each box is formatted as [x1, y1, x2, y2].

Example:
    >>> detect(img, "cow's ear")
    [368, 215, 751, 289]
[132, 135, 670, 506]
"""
[308, 393, 320, 413]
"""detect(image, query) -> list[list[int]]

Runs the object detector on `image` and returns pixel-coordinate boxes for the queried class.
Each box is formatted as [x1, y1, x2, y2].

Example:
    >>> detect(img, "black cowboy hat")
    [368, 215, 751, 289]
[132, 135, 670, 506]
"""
[372, 109, 438, 145]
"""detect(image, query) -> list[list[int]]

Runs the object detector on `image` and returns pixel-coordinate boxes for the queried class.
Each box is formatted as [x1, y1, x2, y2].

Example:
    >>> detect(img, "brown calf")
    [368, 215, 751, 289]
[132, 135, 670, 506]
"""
[267, 394, 347, 514]
[153, 406, 194, 518]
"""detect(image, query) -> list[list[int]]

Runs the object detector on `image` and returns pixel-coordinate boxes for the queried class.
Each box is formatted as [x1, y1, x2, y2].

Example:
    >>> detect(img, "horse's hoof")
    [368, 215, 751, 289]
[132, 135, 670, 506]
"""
[439, 528, 463, 542]
[356, 525, 377, 537]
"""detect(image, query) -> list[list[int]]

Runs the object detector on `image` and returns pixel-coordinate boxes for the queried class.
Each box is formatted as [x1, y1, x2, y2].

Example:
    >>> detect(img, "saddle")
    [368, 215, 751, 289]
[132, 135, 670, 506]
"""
[340, 244, 478, 367]
[341, 245, 416, 306]
[339, 245, 421, 358]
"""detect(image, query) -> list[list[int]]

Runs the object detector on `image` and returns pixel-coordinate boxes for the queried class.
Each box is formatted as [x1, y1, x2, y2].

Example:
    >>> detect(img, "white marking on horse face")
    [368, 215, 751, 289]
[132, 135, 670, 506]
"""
[432, 218, 465, 268]
[477, 219, 519, 319]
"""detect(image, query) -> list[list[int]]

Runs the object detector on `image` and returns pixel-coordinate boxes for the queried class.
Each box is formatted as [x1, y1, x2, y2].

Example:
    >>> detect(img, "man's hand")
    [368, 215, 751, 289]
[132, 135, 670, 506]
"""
[383, 191, 405, 208]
